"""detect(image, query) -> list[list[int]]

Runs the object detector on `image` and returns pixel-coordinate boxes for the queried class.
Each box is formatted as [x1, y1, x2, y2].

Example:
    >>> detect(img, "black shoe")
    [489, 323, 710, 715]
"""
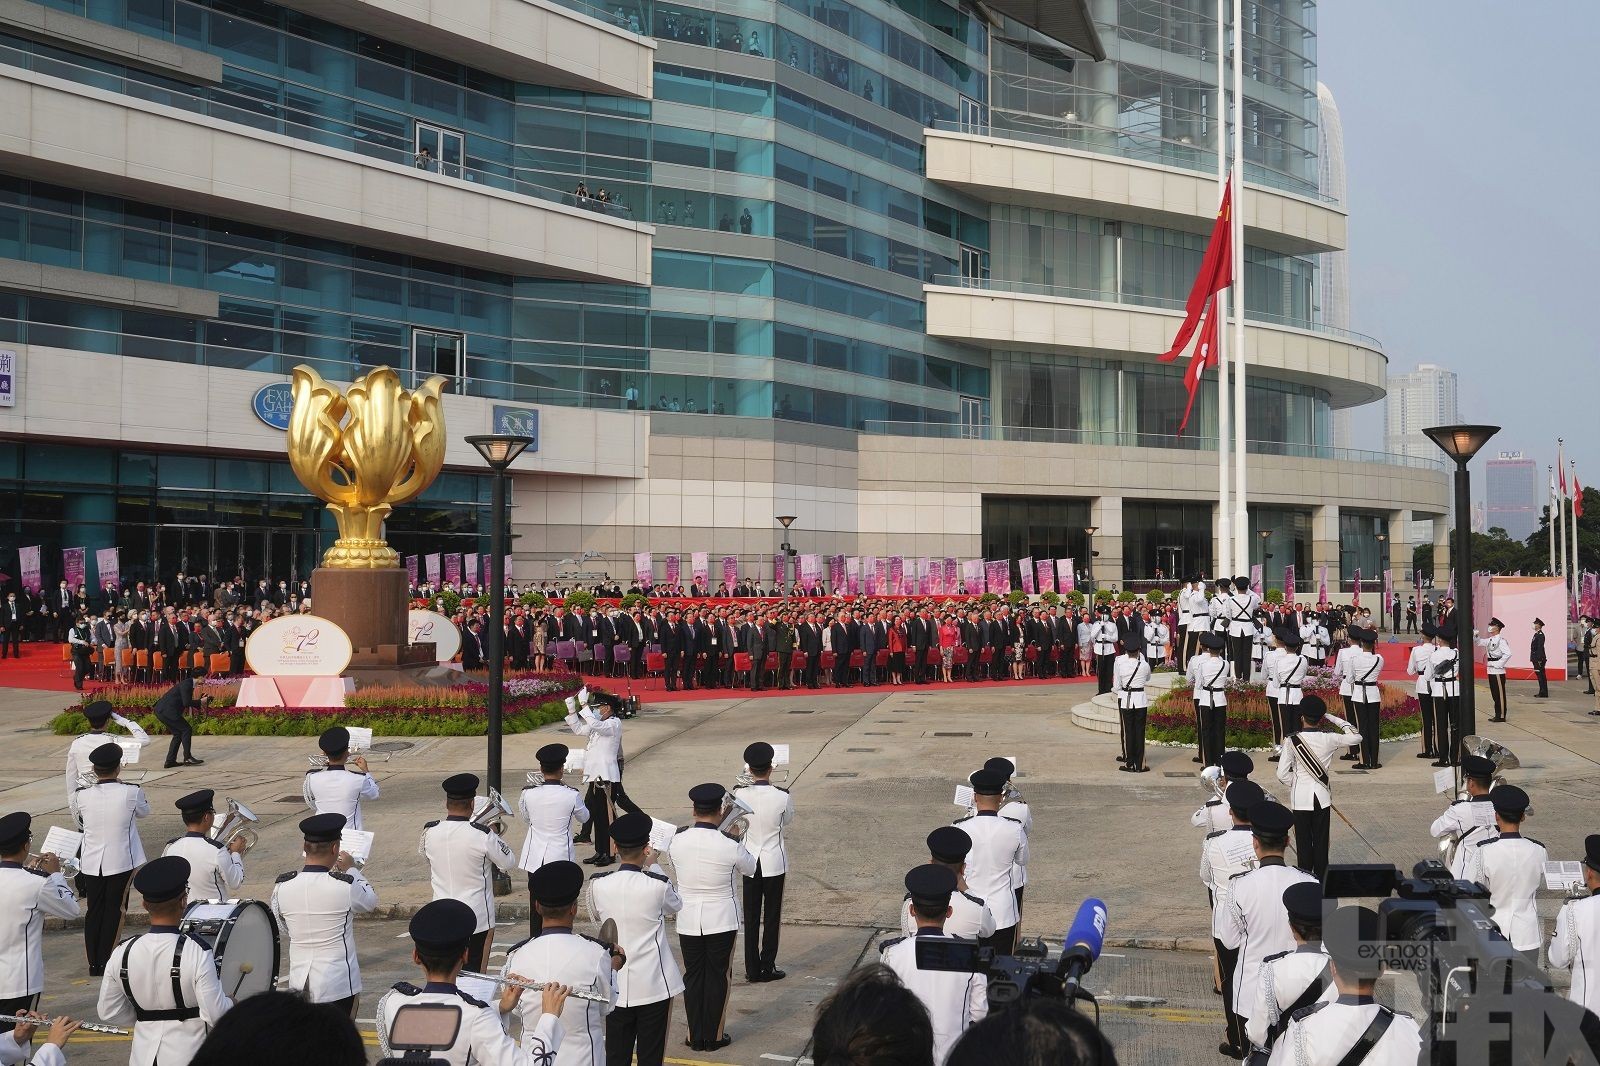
[163, 761, 180, 768]
[1268, 754, 1280, 762]
[1117, 764, 1135, 772]
[705, 1037, 732, 1051]
[591, 854, 616, 867]
[1370, 763, 1382, 770]
[1416, 751, 1436, 758]
[1431, 760, 1450, 767]
[1219, 1043, 1245, 1060]
[1192, 755, 1203, 763]
[581, 854, 606, 865]
[88, 965, 105, 977]
[1135, 765, 1150, 773]
[765, 968, 786, 981]
[1114, 753, 1126, 763]
[182, 757, 204, 765]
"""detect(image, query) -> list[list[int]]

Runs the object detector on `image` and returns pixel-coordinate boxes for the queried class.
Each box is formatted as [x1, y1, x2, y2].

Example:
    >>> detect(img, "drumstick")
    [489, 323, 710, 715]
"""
[230, 963, 254, 998]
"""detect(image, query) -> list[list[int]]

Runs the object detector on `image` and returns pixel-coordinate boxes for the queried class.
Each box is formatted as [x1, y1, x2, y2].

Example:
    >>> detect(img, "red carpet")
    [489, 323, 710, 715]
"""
[0, 642, 93, 692]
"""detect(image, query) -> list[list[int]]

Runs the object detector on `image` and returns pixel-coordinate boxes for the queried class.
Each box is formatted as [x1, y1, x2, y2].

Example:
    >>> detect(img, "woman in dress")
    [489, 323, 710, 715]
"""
[886, 613, 907, 685]
[113, 610, 132, 683]
[938, 613, 959, 684]
[532, 614, 549, 671]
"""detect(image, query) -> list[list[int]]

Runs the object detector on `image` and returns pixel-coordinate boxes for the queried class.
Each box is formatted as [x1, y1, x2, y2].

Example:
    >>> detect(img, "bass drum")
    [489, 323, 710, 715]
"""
[180, 900, 281, 999]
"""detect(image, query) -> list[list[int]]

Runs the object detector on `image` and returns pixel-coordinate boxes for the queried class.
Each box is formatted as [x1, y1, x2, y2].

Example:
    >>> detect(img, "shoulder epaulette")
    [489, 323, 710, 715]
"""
[644, 870, 670, 882]
[470, 822, 490, 834]
[675, 825, 691, 834]
[330, 871, 354, 883]
[1229, 870, 1250, 880]
[961, 891, 984, 905]
[306, 768, 317, 775]
[1525, 837, 1545, 849]
[1475, 836, 1499, 848]
[455, 989, 488, 1009]
[775, 786, 791, 793]
[203, 836, 223, 849]
[878, 936, 905, 953]
[504, 936, 532, 956]
[590, 870, 615, 881]
[275, 871, 297, 883]
[1262, 950, 1290, 964]
[1205, 829, 1227, 839]
[391, 982, 421, 996]
[1204, 798, 1222, 807]
[952, 814, 976, 824]
[1290, 1001, 1328, 1022]
[423, 819, 440, 829]
[166, 836, 180, 846]
[1002, 815, 1022, 825]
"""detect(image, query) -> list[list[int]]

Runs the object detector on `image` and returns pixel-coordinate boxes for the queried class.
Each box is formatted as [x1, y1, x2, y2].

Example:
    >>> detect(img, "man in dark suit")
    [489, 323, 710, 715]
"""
[1531, 617, 1549, 698]
[909, 610, 933, 683]
[829, 612, 852, 687]
[797, 613, 822, 688]
[659, 610, 682, 691]
[508, 615, 531, 669]
[593, 609, 616, 676]
[686, 610, 711, 690]
[170, 572, 189, 609]
[744, 612, 769, 691]
[460, 619, 484, 670]
[156, 607, 187, 682]
[702, 608, 726, 688]
[224, 613, 245, 675]
[1, 589, 25, 658]
[858, 610, 882, 686]
[989, 610, 1012, 680]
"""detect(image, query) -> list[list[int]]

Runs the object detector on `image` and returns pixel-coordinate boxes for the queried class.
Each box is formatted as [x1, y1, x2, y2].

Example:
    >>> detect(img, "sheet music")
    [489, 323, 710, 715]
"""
[649, 818, 677, 852]
[115, 738, 141, 764]
[1223, 834, 1258, 869]
[953, 783, 974, 808]
[1433, 768, 1456, 794]
[456, 972, 497, 1003]
[340, 829, 374, 864]
[772, 744, 791, 766]
[40, 826, 82, 859]
[1544, 861, 1585, 892]
[346, 727, 372, 752]
[565, 748, 586, 773]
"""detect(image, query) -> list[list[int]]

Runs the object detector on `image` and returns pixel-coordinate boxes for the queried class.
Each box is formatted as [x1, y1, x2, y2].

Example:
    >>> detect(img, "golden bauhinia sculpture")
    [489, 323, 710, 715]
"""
[287, 365, 447, 569]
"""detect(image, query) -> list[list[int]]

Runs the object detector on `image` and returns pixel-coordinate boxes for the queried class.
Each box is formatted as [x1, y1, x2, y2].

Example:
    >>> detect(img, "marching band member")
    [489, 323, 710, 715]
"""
[587, 813, 682, 1066]
[377, 898, 568, 1066]
[518, 744, 589, 937]
[564, 696, 622, 868]
[1193, 752, 1266, 836]
[76, 742, 149, 975]
[499, 862, 619, 1066]
[1429, 756, 1499, 879]
[302, 728, 379, 830]
[952, 769, 1027, 955]
[63, 700, 147, 806]
[97, 856, 232, 1066]
[1459, 785, 1546, 955]
[1276, 697, 1360, 881]
[901, 827, 995, 942]
[1201, 780, 1263, 1054]
[732, 742, 794, 983]
[877, 865, 987, 1064]
[0, 813, 79, 1029]
[1548, 834, 1600, 1016]
[271, 814, 378, 1016]
[665, 783, 755, 1053]
[421, 774, 516, 971]
[0, 1011, 80, 1066]
[162, 790, 245, 904]
[1245, 883, 1334, 1059]
[985, 757, 1031, 915]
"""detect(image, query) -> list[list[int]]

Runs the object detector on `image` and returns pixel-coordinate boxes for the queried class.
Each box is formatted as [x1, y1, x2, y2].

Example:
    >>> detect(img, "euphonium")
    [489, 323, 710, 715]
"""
[209, 798, 260, 852]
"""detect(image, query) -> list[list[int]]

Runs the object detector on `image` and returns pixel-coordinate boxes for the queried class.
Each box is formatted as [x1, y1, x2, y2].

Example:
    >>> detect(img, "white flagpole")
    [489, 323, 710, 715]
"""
[1550, 466, 1558, 576]
[1572, 459, 1582, 617]
[1557, 441, 1568, 585]
[1212, 0, 1230, 580]
[1230, 0, 1248, 575]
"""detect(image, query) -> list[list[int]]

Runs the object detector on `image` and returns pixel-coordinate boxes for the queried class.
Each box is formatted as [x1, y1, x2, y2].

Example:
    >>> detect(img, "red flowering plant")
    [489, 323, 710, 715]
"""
[1149, 680, 1420, 750]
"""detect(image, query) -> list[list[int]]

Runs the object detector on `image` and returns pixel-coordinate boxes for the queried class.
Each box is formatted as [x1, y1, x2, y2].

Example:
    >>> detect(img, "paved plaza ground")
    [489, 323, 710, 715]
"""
[3, 670, 1596, 1064]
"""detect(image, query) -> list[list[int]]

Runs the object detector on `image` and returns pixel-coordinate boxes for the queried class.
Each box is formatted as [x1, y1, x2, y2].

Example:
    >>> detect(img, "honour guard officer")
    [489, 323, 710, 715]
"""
[76, 741, 150, 975]
[1251, 609, 1270, 683]
[1246, 882, 1334, 1058]
[1217, 801, 1315, 1061]
[1407, 623, 1438, 760]
[1188, 634, 1231, 767]
[1091, 607, 1119, 695]
[64, 700, 147, 805]
[1532, 617, 1549, 698]
[97, 856, 232, 1066]
[1270, 630, 1309, 763]
[1266, 906, 1421, 1066]
[1203, 781, 1264, 1055]
[1460, 785, 1546, 955]
[1428, 755, 1499, 879]
[1227, 578, 1259, 681]
[422, 774, 516, 971]
[953, 768, 1027, 955]
[1262, 627, 1286, 755]
[1193, 751, 1269, 836]
[587, 813, 682, 1066]
[1146, 609, 1170, 669]
[878, 865, 988, 1064]
[303, 727, 379, 830]
[1479, 618, 1513, 722]
[665, 783, 756, 1053]
[1114, 632, 1153, 773]
[501, 862, 619, 1066]
[564, 695, 622, 867]
[732, 742, 794, 983]
[0, 813, 79, 1027]
[1343, 628, 1384, 770]
[162, 790, 245, 903]
[271, 813, 378, 1016]
[1427, 624, 1461, 767]
[1300, 613, 1331, 667]
[1548, 834, 1600, 1015]
[1276, 696, 1359, 880]
[902, 826, 996, 941]
[518, 743, 589, 937]
[377, 898, 570, 1066]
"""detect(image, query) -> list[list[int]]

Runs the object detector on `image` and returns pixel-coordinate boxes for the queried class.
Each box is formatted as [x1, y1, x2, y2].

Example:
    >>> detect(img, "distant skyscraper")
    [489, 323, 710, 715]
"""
[1485, 452, 1540, 542]
[1385, 363, 1460, 461]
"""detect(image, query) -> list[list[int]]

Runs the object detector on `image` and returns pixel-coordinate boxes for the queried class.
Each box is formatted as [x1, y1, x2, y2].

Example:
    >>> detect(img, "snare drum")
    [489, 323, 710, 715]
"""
[180, 900, 281, 999]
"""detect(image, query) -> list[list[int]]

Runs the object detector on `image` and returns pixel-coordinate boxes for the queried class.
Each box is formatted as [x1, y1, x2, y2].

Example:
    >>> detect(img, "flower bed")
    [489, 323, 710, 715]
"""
[51, 672, 587, 737]
[1148, 678, 1420, 750]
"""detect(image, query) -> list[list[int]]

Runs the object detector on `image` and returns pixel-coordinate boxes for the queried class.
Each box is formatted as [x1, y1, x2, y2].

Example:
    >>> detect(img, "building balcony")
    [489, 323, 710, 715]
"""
[268, 0, 654, 99]
[923, 277, 1385, 408]
[0, 64, 652, 284]
[925, 124, 1346, 257]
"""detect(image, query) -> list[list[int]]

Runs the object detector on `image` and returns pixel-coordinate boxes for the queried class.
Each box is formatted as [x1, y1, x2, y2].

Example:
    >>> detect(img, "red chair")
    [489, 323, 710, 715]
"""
[645, 652, 666, 687]
[848, 650, 865, 684]
[925, 647, 941, 667]
[1023, 644, 1040, 677]
[208, 653, 231, 676]
[819, 650, 836, 684]
[734, 652, 752, 687]
[762, 652, 780, 685]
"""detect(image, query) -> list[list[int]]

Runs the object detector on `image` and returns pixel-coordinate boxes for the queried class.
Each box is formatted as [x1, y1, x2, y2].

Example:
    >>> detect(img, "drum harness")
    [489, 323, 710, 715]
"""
[118, 930, 210, 1022]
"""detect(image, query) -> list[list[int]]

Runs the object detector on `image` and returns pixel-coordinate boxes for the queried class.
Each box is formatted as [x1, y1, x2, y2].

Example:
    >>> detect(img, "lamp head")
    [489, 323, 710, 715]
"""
[776, 515, 797, 530]
[466, 434, 534, 470]
[1422, 424, 1499, 463]
[1084, 526, 1099, 536]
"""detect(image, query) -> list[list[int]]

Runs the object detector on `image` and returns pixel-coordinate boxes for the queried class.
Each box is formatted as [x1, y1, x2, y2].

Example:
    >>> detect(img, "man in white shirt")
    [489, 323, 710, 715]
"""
[1114, 633, 1153, 773]
[162, 789, 245, 904]
[1225, 577, 1260, 681]
[1427, 624, 1461, 768]
[0, 812, 80, 1026]
[1342, 628, 1385, 770]
[303, 726, 379, 830]
[1188, 634, 1231, 767]
[64, 700, 148, 805]
[517, 744, 588, 937]
[952, 769, 1027, 954]
[1460, 785, 1546, 955]
[902, 827, 996, 942]
[271, 813, 379, 1015]
[75, 741, 150, 975]
[665, 783, 756, 1052]
[1275, 696, 1360, 880]
[1202, 780, 1263, 1053]
[1246, 882, 1334, 1059]
[421, 774, 515, 970]
[1090, 608, 1118, 695]
[1406, 623, 1438, 761]
[732, 742, 795, 983]
[878, 865, 987, 1064]
[1548, 833, 1600, 1016]
[1478, 617, 1513, 723]
[1429, 755, 1499, 879]
[565, 694, 621, 867]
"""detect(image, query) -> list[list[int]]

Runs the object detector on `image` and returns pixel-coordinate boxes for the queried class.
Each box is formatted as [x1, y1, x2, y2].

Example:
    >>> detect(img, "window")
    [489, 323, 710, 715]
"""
[413, 123, 464, 178]
[958, 244, 986, 283]
[412, 328, 464, 387]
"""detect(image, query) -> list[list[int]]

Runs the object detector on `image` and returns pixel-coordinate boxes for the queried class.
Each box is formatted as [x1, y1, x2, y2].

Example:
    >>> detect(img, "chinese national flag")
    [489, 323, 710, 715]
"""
[1560, 462, 1568, 497]
[1576, 472, 1585, 517]
[1177, 296, 1220, 433]
[1159, 180, 1234, 363]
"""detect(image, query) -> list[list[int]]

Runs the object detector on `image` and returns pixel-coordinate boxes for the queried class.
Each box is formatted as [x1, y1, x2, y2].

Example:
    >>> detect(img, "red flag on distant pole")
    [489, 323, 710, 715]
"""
[1576, 470, 1584, 517]
[1560, 460, 1568, 497]
[1177, 296, 1220, 434]
[1159, 179, 1234, 364]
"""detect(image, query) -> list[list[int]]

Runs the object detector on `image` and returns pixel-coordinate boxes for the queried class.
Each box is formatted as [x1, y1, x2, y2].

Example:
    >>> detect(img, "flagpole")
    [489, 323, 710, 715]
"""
[1557, 441, 1568, 585]
[1572, 458, 1582, 618]
[1214, 0, 1231, 579]
[1229, 0, 1248, 574]
[1550, 466, 1558, 576]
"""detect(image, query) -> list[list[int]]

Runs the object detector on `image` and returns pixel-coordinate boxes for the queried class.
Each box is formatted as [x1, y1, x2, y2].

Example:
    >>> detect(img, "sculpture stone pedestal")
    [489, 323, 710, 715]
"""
[312, 568, 410, 650]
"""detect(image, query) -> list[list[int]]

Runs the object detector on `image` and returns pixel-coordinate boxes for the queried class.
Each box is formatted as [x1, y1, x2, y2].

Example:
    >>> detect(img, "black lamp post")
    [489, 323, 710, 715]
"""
[1376, 532, 1388, 629]
[776, 515, 797, 602]
[1083, 526, 1098, 594]
[466, 432, 534, 793]
[1257, 529, 1273, 592]
[1423, 424, 1499, 748]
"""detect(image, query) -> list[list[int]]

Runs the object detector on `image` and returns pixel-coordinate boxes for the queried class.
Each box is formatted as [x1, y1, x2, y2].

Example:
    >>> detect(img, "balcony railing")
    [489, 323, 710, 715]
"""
[859, 421, 1447, 472]
[927, 275, 1384, 352]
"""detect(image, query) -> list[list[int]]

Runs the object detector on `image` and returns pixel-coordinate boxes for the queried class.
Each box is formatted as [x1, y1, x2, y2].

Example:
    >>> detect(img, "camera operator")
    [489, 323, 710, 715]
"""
[1245, 882, 1333, 1060]
[1548, 834, 1600, 1015]
[154, 676, 209, 769]
[878, 865, 987, 1064]
[1266, 906, 1420, 1066]
[1459, 785, 1546, 957]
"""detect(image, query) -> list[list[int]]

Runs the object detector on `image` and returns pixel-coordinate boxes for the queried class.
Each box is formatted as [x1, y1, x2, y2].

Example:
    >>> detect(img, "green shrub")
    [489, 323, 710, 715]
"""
[1116, 590, 1136, 603]
[563, 590, 598, 611]
[1005, 590, 1029, 607]
[1093, 589, 1113, 601]
[978, 592, 1000, 604]
[519, 591, 549, 608]
[1264, 588, 1285, 605]
[1066, 590, 1086, 606]
[51, 698, 571, 737]
[437, 589, 462, 615]
[1040, 590, 1061, 605]
[620, 592, 651, 610]
[1145, 589, 1166, 604]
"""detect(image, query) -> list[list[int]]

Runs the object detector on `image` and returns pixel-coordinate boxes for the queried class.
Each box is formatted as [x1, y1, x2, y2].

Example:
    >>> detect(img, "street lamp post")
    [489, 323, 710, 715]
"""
[1083, 526, 1098, 595]
[1257, 529, 1273, 594]
[776, 515, 797, 603]
[466, 433, 534, 794]
[1423, 424, 1499, 749]
[1376, 532, 1388, 630]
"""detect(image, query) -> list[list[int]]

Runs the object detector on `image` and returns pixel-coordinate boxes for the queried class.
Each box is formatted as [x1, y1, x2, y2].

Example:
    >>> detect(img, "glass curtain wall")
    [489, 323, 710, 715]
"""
[1338, 511, 1388, 588]
[1123, 500, 1213, 581]
[1248, 506, 1309, 593]
[980, 497, 1092, 588]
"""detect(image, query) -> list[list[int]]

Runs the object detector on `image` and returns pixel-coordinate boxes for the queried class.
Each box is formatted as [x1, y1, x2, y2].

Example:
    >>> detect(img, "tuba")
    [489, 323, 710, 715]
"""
[471, 789, 512, 834]
[1198, 764, 1226, 804]
[1438, 736, 1520, 868]
[209, 798, 260, 852]
[734, 766, 790, 788]
[717, 794, 754, 837]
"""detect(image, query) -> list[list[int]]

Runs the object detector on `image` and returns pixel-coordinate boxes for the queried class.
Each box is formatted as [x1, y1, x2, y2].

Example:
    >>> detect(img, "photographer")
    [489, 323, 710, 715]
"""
[878, 866, 987, 1063]
[153, 676, 208, 768]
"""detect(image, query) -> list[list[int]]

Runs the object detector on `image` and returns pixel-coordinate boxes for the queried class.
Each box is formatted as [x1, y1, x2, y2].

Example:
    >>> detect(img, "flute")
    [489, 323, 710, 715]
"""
[457, 972, 611, 1004]
[0, 1014, 130, 1035]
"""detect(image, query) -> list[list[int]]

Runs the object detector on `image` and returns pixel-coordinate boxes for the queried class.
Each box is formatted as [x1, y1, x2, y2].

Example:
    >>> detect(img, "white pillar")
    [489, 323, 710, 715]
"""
[1230, 0, 1248, 574]
[1214, 0, 1231, 578]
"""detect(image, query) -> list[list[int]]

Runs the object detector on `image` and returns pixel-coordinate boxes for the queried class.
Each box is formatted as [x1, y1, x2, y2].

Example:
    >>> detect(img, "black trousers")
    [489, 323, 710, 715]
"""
[832, 654, 850, 687]
[702, 653, 722, 689]
[1198, 706, 1226, 767]
[679, 929, 736, 1046]
[664, 654, 680, 689]
[1534, 664, 1548, 697]
[1488, 674, 1508, 718]
[981, 925, 1018, 956]
[1176, 625, 1190, 669]
[741, 867, 785, 977]
[1352, 700, 1379, 766]
[0, 993, 38, 1035]
[1418, 692, 1435, 755]
[1292, 806, 1331, 880]
[585, 781, 613, 858]
[162, 652, 180, 683]
[0, 628, 19, 658]
[1229, 636, 1253, 681]
[77, 869, 133, 971]
[1120, 707, 1148, 769]
[1432, 695, 1457, 764]
[607, 998, 671, 1066]
[1268, 697, 1284, 747]
[803, 653, 820, 688]
[466, 929, 490, 972]
[1215, 939, 1244, 1050]
[161, 714, 194, 764]
[748, 650, 767, 690]
[1096, 654, 1114, 694]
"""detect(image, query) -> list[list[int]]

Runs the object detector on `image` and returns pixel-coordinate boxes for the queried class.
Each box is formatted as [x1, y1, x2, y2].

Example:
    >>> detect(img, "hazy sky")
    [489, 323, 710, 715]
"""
[1317, 3, 1598, 482]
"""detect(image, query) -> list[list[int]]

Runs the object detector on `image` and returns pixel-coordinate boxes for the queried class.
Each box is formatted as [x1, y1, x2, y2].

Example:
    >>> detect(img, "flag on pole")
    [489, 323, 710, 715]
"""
[1576, 470, 1584, 518]
[1351, 568, 1361, 609]
[1177, 297, 1221, 434]
[1158, 180, 1234, 364]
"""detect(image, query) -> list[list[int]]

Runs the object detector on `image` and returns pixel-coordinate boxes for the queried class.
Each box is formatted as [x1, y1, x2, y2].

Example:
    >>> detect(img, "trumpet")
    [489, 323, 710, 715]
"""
[717, 794, 754, 836]
[471, 789, 512, 834]
[457, 972, 611, 1004]
[0, 1014, 129, 1035]
[208, 798, 259, 852]
[734, 767, 790, 788]
[25, 853, 79, 878]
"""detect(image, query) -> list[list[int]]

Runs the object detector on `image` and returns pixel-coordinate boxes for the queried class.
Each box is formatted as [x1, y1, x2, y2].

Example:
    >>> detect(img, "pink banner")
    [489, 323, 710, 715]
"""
[1582, 572, 1599, 619]
[425, 553, 441, 584]
[846, 557, 861, 596]
[961, 559, 983, 593]
[634, 552, 652, 587]
[1056, 558, 1075, 594]
[1446, 568, 1456, 600]
[1283, 563, 1296, 603]
[62, 547, 85, 591]
[985, 560, 1010, 594]
[1351, 568, 1361, 608]
[1249, 563, 1263, 597]
[888, 556, 904, 596]
[691, 552, 710, 589]
[444, 553, 462, 586]
[665, 554, 681, 587]
[464, 554, 478, 588]
[1316, 565, 1329, 606]
[18, 545, 40, 594]
[829, 554, 845, 591]
[405, 555, 418, 586]
[800, 553, 821, 591]
[774, 553, 787, 587]
[95, 547, 120, 592]
[1019, 556, 1035, 595]
[872, 557, 886, 596]
[945, 558, 960, 595]
[1035, 559, 1054, 594]
[722, 554, 739, 588]
[504, 554, 513, 582]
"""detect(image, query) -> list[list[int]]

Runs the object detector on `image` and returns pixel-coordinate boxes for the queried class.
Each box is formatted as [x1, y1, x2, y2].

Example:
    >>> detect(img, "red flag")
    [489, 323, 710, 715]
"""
[1177, 296, 1220, 434]
[1560, 461, 1568, 497]
[1576, 471, 1585, 517]
[1159, 180, 1234, 363]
